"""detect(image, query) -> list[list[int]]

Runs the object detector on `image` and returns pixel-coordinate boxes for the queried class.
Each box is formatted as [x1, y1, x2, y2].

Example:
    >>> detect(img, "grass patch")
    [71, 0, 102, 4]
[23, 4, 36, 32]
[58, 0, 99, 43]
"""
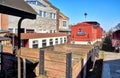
[99, 51, 104, 58]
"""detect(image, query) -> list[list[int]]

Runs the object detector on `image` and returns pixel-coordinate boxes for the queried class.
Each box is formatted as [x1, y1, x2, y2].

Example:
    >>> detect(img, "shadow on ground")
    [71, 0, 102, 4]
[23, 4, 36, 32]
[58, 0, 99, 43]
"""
[87, 59, 103, 78]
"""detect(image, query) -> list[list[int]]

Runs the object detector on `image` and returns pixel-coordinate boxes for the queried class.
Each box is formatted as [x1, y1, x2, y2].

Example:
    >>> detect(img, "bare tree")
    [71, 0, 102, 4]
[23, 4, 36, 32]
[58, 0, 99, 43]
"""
[108, 28, 113, 34]
[114, 23, 120, 30]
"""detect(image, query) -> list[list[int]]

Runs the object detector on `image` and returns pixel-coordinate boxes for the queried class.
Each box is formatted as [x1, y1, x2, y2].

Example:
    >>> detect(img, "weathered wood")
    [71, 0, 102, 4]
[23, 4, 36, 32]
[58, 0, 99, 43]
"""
[39, 49, 44, 75]
[66, 52, 72, 78]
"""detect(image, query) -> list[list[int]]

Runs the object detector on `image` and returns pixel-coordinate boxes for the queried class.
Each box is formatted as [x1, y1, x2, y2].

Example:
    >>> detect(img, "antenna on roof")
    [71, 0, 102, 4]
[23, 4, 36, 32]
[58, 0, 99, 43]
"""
[84, 12, 87, 21]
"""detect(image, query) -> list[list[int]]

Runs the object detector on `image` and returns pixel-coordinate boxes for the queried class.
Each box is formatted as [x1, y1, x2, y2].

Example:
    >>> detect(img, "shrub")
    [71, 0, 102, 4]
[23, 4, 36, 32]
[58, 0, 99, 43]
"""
[102, 36, 113, 51]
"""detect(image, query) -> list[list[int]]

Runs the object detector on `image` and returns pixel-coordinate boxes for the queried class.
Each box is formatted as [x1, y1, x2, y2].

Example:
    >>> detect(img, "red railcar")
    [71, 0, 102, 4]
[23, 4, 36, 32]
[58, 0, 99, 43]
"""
[112, 30, 120, 52]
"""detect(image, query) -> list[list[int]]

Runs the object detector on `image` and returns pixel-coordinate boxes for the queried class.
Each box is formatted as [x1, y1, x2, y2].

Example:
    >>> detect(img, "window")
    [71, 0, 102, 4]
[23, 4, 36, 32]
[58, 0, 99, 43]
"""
[55, 38, 58, 44]
[53, 13, 56, 19]
[50, 13, 52, 19]
[38, 29, 47, 33]
[43, 29, 47, 33]
[43, 11, 46, 17]
[39, 11, 47, 17]
[64, 37, 67, 43]
[37, 1, 46, 7]
[32, 40, 38, 48]
[77, 31, 86, 35]
[43, 29, 46, 32]
[8, 28, 13, 33]
[26, 29, 34, 33]
[63, 21, 67, 27]
[42, 40, 46, 47]
[26, 1, 36, 4]
[39, 10, 43, 17]
[50, 30, 55, 33]
[50, 13, 56, 19]
[77, 28, 86, 35]
[50, 30, 52, 33]
[21, 40, 27, 47]
[14, 28, 18, 33]
[26, 0, 46, 7]
[49, 39, 53, 46]
[93, 23, 99, 28]
[60, 38, 63, 44]
[53, 30, 56, 33]
[39, 29, 42, 33]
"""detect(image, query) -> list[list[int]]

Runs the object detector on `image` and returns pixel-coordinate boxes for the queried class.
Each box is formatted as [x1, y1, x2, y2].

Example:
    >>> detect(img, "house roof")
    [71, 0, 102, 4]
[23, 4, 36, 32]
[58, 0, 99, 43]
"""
[73, 21, 101, 28]
[82, 21, 100, 25]
[16, 33, 68, 39]
[112, 29, 120, 34]
[0, 0, 37, 19]
[44, 0, 59, 10]
[59, 12, 69, 20]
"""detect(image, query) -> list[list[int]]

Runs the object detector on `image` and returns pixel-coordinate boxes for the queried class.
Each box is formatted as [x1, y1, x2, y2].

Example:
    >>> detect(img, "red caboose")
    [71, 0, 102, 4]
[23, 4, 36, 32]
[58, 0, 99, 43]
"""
[70, 21, 102, 45]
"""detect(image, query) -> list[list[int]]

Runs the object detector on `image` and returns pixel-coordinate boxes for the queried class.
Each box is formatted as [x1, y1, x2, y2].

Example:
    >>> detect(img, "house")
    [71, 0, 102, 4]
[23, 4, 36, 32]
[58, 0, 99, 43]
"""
[59, 12, 71, 34]
[8, 0, 59, 33]
[5, 0, 70, 48]
[70, 21, 103, 45]
[21, 33, 68, 48]
[0, 14, 8, 30]
[8, 0, 70, 34]
[7, 33, 68, 48]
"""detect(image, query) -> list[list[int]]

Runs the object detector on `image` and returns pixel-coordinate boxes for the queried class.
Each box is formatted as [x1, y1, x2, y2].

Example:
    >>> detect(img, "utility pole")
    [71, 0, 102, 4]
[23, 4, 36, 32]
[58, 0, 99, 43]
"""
[18, 17, 25, 78]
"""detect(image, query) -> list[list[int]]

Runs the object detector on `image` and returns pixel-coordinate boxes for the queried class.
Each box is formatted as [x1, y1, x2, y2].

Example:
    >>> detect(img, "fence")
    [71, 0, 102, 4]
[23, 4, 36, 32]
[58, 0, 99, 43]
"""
[2, 44, 99, 78]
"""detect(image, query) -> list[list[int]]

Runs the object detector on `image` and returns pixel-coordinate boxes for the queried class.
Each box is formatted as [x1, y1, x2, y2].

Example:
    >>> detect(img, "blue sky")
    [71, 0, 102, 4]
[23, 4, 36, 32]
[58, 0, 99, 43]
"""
[49, 0, 120, 32]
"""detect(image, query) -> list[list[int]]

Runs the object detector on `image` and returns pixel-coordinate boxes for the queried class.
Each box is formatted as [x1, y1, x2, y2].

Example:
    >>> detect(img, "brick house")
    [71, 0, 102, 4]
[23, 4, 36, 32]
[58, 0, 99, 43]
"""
[59, 12, 71, 34]
[0, 14, 8, 30]
[70, 21, 103, 45]
[8, 0, 59, 33]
